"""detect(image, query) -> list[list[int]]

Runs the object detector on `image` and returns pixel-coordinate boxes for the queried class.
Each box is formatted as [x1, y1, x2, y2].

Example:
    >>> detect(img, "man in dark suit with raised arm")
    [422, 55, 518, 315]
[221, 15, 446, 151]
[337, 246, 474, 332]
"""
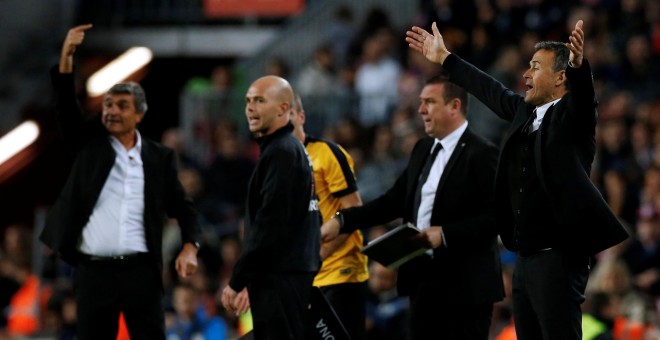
[405, 20, 629, 339]
[40, 24, 201, 340]
[322, 76, 503, 340]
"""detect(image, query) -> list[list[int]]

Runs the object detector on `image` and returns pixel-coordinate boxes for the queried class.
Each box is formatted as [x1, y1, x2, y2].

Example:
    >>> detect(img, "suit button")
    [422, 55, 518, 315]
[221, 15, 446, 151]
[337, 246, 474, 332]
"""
[519, 188, 523, 193]
[516, 209, 521, 215]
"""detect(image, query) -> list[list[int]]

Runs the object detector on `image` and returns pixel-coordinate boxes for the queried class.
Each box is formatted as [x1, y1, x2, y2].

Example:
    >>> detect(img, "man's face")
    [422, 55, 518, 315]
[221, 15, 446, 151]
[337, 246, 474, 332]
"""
[523, 49, 564, 106]
[244, 82, 286, 136]
[418, 83, 453, 139]
[101, 93, 143, 137]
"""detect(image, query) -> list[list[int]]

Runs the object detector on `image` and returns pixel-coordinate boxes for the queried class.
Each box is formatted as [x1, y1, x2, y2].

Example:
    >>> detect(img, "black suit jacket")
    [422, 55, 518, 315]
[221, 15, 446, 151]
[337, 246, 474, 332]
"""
[443, 54, 629, 255]
[342, 129, 504, 305]
[39, 68, 200, 267]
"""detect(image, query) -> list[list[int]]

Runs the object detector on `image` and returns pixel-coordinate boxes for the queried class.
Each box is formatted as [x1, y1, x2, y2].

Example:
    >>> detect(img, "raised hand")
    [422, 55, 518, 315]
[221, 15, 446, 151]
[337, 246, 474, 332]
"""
[566, 20, 584, 68]
[62, 24, 93, 57]
[60, 24, 93, 73]
[405, 22, 451, 65]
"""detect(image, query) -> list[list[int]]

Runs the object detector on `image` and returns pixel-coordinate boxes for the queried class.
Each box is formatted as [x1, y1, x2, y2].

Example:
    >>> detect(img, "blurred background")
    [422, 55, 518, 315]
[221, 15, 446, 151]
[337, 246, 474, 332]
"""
[1, 0, 659, 339]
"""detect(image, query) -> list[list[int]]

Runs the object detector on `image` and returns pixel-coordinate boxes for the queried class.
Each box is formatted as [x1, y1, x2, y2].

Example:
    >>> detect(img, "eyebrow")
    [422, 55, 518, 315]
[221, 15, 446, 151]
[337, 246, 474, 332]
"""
[246, 95, 265, 101]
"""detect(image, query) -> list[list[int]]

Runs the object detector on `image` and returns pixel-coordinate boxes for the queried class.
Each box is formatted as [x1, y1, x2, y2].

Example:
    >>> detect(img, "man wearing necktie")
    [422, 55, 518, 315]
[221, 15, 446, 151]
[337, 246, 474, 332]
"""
[322, 76, 503, 339]
[406, 20, 629, 339]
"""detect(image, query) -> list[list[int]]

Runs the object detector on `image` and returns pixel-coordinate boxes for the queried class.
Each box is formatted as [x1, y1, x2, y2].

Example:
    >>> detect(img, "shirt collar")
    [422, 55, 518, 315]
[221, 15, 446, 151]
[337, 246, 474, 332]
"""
[535, 98, 561, 116]
[109, 130, 142, 155]
[255, 123, 294, 149]
[435, 120, 467, 152]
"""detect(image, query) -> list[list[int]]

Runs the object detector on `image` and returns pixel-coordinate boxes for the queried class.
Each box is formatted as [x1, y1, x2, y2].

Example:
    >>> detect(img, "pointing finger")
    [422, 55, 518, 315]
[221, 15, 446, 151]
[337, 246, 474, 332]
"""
[72, 23, 94, 32]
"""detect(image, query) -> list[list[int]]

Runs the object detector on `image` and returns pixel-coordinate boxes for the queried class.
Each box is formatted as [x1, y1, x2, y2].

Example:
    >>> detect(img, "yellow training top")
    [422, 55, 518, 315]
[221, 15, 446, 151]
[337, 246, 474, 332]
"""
[305, 137, 369, 287]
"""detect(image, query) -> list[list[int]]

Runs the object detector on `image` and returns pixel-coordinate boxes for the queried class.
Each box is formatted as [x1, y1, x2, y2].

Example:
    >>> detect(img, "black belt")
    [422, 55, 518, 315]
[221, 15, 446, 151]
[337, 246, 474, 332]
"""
[517, 247, 553, 257]
[79, 252, 149, 265]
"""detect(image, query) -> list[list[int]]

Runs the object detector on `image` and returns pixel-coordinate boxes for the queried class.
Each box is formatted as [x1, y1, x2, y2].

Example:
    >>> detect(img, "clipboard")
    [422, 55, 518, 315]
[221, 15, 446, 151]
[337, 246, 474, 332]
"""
[360, 222, 429, 269]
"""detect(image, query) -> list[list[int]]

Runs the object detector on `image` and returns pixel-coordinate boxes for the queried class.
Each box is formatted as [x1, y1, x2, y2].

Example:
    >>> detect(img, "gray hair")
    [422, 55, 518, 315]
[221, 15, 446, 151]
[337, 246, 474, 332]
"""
[107, 82, 148, 113]
[534, 41, 570, 73]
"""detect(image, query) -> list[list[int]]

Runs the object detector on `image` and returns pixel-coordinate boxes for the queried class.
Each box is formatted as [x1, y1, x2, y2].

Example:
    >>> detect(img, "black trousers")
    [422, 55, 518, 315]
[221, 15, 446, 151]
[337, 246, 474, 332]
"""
[409, 279, 493, 340]
[249, 272, 316, 340]
[320, 281, 368, 340]
[512, 249, 589, 339]
[74, 254, 164, 340]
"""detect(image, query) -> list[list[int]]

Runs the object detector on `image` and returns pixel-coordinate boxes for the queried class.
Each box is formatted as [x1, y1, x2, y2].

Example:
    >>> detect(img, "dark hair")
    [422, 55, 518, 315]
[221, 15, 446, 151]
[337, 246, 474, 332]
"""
[107, 82, 148, 113]
[292, 93, 304, 112]
[425, 75, 468, 114]
[534, 41, 570, 72]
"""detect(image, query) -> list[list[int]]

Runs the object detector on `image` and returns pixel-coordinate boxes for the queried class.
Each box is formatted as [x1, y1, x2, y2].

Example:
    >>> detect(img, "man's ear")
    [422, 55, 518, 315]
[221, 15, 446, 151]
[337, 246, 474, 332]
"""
[279, 102, 290, 117]
[556, 70, 567, 87]
[450, 98, 462, 115]
[299, 110, 306, 124]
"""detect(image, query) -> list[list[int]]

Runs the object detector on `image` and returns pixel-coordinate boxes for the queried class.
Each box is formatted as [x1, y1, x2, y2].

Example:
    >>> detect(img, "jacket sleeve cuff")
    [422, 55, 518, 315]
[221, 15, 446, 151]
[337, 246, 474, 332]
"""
[340, 208, 359, 234]
[442, 53, 460, 70]
[229, 276, 245, 292]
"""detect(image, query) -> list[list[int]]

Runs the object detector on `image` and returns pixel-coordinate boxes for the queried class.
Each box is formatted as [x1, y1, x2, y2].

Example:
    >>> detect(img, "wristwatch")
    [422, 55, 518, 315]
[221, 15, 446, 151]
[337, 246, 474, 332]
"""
[334, 211, 344, 228]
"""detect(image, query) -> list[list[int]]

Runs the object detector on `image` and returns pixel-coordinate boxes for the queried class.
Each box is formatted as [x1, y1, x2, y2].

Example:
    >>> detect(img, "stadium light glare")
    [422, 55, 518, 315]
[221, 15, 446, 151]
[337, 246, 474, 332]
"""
[0, 120, 40, 165]
[86, 47, 153, 97]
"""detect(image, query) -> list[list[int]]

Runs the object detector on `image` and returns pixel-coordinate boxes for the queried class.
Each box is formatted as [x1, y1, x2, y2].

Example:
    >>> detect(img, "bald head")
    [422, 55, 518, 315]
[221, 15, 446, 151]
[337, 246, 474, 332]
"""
[245, 75, 294, 137]
[258, 75, 294, 103]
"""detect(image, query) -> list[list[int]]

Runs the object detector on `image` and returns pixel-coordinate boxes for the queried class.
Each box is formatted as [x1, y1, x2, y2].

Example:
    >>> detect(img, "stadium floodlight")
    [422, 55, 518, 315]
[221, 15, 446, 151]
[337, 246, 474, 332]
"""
[0, 120, 40, 165]
[86, 47, 153, 97]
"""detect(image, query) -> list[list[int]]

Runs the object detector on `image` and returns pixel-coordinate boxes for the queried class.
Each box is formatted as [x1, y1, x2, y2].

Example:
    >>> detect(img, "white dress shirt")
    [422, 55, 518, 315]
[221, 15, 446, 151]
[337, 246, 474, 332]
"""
[416, 121, 468, 235]
[531, 98, 561, 132]
[79, 132, 148, 256]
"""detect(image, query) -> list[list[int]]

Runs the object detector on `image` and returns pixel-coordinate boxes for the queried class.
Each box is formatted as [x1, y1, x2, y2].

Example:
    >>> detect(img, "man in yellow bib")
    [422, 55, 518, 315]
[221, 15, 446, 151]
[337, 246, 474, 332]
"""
[290, 94, 368, 339]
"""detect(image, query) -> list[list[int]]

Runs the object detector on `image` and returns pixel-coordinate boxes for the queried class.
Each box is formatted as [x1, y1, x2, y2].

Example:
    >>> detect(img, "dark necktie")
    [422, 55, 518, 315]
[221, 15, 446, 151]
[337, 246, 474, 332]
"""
[522, 109, 538, 134]
[412, 143, 442, 223]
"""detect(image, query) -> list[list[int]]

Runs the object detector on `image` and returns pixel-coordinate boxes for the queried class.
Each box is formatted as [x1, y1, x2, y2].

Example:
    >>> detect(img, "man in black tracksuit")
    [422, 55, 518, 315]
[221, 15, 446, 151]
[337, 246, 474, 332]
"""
[221, 75, 321, 339]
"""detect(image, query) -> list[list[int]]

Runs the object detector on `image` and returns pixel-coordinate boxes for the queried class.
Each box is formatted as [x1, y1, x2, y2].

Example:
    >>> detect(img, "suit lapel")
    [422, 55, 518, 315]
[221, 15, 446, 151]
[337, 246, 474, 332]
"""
[140, 140, 155, 215]
[435, 130, 469, 197]
[411, 138, 436, 189]
[503, 106, 536, 144]
[534, 102, 557, 195]
[139, 139, 157, 251]
[140, 138, 158, 199]
[90, 138, 116, 200]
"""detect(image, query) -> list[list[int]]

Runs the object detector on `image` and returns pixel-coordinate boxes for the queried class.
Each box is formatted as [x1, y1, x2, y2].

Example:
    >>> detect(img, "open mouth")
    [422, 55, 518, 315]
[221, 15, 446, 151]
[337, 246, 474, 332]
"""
[525, 85, 534, 94]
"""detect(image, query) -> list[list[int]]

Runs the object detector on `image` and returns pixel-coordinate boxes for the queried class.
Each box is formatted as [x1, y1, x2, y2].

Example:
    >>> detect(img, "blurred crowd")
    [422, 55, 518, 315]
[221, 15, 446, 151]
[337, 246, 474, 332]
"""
[2, 0, 660, 339]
